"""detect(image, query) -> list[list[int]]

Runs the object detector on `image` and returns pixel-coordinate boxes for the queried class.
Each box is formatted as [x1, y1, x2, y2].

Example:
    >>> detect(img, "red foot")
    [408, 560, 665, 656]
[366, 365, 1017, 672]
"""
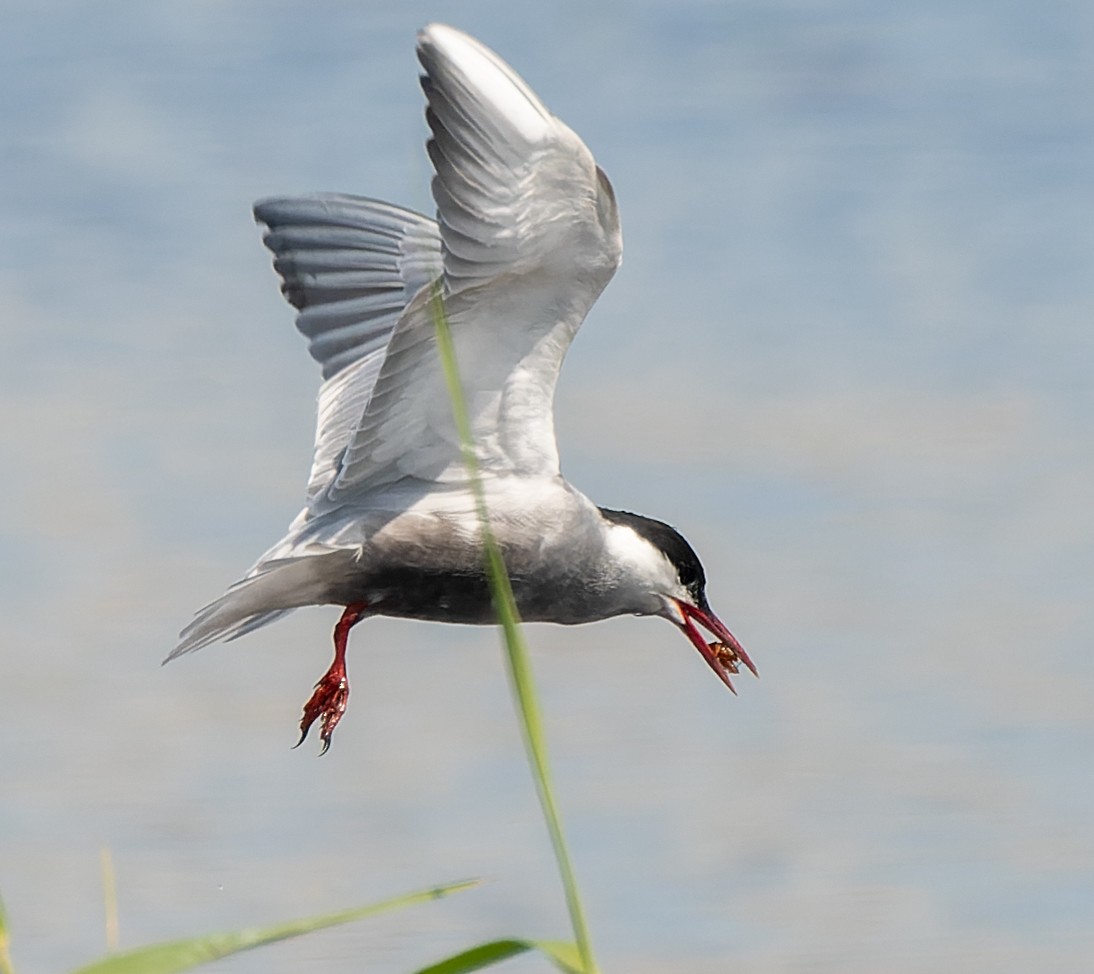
[295, 602, 367, 754]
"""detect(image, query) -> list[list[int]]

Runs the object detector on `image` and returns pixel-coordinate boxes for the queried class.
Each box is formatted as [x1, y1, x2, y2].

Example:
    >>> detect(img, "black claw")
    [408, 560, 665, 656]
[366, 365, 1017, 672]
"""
[294, 716, 318, 750]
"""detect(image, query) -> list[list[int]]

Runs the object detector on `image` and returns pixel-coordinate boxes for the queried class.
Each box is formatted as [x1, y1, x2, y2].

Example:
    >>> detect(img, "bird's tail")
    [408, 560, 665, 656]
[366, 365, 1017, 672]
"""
[166, 551, 354, 662]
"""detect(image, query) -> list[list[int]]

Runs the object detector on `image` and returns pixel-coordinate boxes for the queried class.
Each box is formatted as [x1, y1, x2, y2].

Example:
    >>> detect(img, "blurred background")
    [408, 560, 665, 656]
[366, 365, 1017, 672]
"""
[2, 1, 1092, 971]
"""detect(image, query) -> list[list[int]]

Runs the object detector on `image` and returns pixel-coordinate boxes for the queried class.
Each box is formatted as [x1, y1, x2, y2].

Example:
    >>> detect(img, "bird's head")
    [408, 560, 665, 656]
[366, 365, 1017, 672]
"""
[600, 508, 757, 692]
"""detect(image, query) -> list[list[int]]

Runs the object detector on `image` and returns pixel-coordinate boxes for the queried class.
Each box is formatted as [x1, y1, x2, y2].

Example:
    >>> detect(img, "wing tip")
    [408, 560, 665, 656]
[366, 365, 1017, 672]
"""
[415, 23, 553, 145]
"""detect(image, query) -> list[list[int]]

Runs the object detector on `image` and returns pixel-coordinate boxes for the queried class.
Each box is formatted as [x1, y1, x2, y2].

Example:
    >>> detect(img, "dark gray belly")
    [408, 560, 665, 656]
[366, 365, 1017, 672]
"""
[330, 563, 611, 626]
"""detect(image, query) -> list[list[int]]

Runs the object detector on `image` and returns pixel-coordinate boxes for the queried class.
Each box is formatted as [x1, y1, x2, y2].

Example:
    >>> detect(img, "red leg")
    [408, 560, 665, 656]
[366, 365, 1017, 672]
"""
[296, 601, 368, 754]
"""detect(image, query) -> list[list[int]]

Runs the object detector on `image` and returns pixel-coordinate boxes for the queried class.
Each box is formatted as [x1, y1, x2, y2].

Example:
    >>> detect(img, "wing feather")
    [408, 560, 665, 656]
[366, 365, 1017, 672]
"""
[250, 27, 622, 508]
[313, 24, 622, 502]
[253, 193, 443, 502]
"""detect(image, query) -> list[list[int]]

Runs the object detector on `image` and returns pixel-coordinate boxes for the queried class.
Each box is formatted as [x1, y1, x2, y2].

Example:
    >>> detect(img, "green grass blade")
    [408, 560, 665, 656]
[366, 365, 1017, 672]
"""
[412, 937, 583, 974]
[430, 287, 600, 974]
[68, 879, 477, 974]
[0, 892, 15, 974]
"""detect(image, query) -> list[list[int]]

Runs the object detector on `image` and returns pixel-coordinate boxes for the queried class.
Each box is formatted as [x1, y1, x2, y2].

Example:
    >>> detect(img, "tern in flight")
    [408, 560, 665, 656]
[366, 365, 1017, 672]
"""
[171, 23, 755, 752]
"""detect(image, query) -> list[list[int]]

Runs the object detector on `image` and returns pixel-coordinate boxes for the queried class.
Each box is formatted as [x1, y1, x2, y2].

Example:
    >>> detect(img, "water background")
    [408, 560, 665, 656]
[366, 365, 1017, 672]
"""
[2, 2, 1092, 971]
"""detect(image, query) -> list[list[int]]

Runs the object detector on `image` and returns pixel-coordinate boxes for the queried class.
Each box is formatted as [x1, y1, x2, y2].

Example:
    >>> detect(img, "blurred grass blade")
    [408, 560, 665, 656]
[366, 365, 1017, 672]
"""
[413, 937, 583, 974]
[0, 892, 14, 974]
[100, 847, 119, 952]
[69, 879, 477, 974]
[430, 287, 600, 974]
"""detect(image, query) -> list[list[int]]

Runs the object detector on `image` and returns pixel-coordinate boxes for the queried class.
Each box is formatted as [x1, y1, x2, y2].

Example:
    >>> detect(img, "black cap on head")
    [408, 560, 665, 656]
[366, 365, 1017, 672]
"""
[598, 508, 708, 606]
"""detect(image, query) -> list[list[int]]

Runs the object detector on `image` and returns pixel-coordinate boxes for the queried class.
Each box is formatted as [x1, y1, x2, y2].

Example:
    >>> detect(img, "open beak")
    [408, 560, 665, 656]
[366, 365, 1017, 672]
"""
[670, 598, 757, 693]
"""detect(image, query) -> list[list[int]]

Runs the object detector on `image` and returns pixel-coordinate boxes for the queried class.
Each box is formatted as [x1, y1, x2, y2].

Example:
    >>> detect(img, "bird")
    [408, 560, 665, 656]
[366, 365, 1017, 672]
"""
[169, 23, 756, 753]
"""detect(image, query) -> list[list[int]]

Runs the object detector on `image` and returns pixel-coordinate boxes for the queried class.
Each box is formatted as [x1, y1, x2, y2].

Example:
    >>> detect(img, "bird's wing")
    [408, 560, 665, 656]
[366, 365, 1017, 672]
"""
[318, 22, 622, 502]
[253, 194, 442, 503]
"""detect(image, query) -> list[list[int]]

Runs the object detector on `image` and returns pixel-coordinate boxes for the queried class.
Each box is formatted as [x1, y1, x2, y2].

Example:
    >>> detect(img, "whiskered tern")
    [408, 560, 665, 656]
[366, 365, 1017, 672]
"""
[170, 23, 755, 752]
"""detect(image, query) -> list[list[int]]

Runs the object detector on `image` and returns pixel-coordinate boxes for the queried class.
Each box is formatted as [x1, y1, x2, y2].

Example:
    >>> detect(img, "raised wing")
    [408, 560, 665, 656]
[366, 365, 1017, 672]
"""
[253, 194, 442, 503]
[321, 23, 623, 501]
